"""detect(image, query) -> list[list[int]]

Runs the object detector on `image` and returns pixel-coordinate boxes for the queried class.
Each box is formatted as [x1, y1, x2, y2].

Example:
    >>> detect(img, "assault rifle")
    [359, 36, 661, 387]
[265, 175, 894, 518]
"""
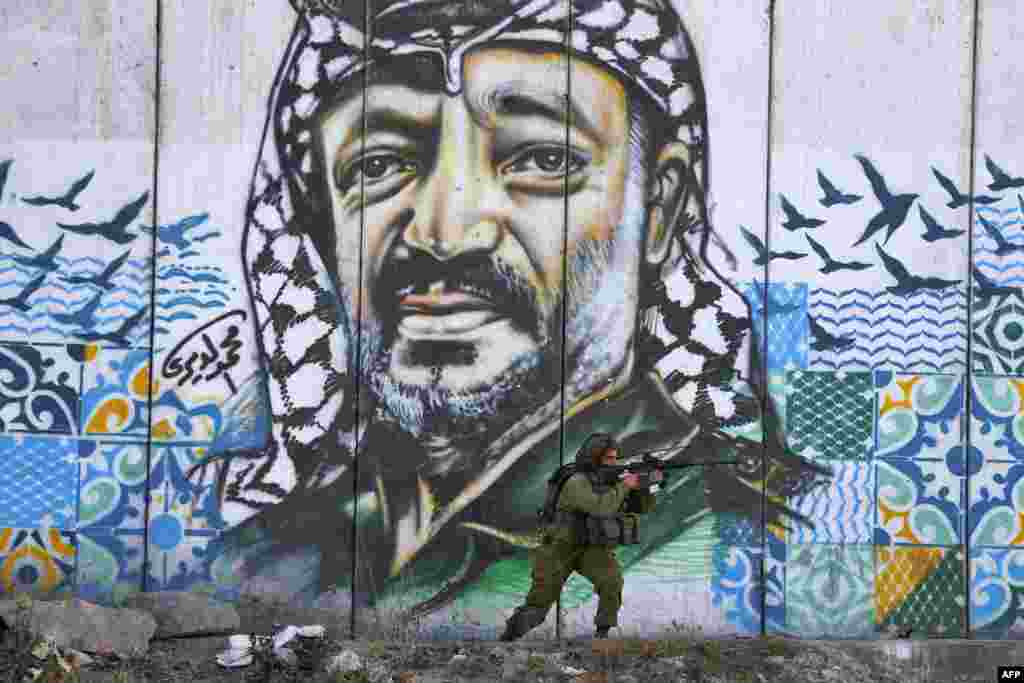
[597, 449, 739, 489]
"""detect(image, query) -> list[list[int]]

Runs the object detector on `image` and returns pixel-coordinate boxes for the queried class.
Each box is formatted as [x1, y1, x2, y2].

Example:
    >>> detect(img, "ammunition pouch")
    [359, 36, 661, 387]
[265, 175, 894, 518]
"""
[553, 509, 640, 546]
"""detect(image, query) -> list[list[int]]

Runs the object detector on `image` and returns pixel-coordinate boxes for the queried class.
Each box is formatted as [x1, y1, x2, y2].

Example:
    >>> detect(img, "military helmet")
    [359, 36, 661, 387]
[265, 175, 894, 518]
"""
[575, 433, 619, 470]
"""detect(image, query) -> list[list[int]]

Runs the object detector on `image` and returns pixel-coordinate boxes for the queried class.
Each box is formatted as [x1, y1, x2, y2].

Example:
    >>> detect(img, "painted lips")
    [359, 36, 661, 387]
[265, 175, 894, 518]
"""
[398, 289, 505, 336]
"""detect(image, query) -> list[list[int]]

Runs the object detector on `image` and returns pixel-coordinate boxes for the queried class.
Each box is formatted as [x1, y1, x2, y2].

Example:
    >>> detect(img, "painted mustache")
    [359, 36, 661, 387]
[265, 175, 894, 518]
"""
[372, 244, 543, 339]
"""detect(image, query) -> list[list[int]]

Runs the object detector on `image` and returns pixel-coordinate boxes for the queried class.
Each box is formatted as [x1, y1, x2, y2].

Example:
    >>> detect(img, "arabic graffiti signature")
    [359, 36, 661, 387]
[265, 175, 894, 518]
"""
[161, 310, 246, 393]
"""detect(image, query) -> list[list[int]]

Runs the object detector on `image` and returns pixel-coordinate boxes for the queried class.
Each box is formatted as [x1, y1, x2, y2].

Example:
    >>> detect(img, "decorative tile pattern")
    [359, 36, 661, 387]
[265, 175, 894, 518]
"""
[80, 348, 152, 436]
[808, 288, 966, 373]
[971, 376, 1024, 462]
[0, 527, 76, 596]
[973, 297, 1024, 375]
[875, 372, 963, 459]
[148, 445, 226, 534]
[787, 462, 874, 544]
[711, 544, 766, 635]
[875, 458, 965, 546]
[149, 388, 223, 444]
[75, 530, 145, 605]
[875, 545, 964, 637]
[0, 436, 77, 529]
[784, 544, 875, 638]
[786, 370, 873, 460]
[971, 546, 1024, 637]
[147, 536, 219, 593]
[77, 441, 149, 531]
[968, 459, 1024, 547]
[0, 342, 82, 435]
[740, 281, 808, 372]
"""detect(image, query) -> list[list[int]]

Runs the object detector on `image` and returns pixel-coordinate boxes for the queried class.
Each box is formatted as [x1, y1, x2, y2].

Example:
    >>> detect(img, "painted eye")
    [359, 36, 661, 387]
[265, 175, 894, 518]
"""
[504, 146, 587, 177]
[335, 152, 417, 191]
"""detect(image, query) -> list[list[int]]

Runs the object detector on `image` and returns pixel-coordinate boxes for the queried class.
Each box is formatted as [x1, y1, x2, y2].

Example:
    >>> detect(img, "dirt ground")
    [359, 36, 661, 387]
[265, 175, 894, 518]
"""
[0, 630, 993, 683]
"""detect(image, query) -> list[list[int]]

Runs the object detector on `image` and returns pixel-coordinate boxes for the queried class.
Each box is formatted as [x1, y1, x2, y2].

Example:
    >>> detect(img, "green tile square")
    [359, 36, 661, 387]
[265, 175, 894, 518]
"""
[787, 371, 873, 460]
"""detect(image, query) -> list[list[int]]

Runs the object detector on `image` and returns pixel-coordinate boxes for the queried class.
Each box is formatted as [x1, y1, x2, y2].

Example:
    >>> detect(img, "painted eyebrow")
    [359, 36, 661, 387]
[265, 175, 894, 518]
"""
[483, 87, 603, 142]
[358, 106, 437, 141]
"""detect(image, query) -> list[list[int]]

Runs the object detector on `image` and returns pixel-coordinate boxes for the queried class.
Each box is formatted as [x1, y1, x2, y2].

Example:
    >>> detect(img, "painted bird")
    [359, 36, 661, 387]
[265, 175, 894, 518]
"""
[918, 206, 964, 243]
[11, 235, 64, 272]
[805, 234, 872, 274]
[740, 225, 807, 266]
[74, 306, 148, 347]
[52, 291, 104, 329]
[976, 213, 1024, 257]
[780, 194, 825, 231]
[57, 192, 148, 244]
[0, 159, 12, 201]
[852, 156, 919, 246]
[0, 221, 31, 250]
[139, 213, 210, 250]
[932, 167, 997, 209]
[22, 170, 95, 211]
[61, 250, 132, 291]
[875, 244, 961, 297]
[808, 314, 855, 352]
[816, 170, 862, 207]
[0, 274, 46, 312]
[985, 155, 1024, 192]
[972, 266, 1019, 300]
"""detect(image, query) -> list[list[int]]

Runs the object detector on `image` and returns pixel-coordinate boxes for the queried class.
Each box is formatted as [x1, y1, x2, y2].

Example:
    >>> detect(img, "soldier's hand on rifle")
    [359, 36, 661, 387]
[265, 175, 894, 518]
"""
[621, 473, 642, 490]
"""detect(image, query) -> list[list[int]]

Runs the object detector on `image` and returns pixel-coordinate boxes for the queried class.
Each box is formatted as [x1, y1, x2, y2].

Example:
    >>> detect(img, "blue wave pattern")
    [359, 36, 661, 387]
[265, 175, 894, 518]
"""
[0, 254, 232, 344]
[975, 204, 1024, 286]
[788, 462, 874, 544]
[808, 287, 967, 372]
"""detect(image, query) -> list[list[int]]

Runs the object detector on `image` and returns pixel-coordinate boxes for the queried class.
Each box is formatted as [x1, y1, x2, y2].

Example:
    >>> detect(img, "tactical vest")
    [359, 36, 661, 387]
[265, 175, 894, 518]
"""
[537, 467, 640, 546]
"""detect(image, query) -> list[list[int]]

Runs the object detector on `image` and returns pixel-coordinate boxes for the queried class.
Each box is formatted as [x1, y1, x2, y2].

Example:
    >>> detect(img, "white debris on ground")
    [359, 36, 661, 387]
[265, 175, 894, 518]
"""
[215, 623, 327, 669]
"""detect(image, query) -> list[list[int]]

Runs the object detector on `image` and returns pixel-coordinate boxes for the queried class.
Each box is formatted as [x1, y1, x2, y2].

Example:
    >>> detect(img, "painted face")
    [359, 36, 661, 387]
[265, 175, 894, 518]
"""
[319, 47, 651, 439]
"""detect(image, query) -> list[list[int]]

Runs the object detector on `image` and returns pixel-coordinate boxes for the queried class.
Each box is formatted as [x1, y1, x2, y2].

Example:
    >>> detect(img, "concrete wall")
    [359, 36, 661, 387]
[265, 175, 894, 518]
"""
[0, 0, 1021, 640]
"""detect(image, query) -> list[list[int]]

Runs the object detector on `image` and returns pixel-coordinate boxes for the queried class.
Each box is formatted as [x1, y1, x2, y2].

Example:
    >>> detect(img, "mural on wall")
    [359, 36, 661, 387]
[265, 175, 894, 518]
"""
[186, 0, 832, 638]
[12, 0, 1024, 642]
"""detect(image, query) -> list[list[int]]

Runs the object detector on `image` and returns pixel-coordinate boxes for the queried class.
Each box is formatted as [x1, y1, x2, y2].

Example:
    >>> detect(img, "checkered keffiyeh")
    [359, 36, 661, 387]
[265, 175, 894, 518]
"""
[218, 0, 762, 526]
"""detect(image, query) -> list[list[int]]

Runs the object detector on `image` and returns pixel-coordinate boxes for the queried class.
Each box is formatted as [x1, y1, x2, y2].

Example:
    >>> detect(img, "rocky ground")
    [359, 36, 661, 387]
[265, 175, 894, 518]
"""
[0, 594, 993, 682]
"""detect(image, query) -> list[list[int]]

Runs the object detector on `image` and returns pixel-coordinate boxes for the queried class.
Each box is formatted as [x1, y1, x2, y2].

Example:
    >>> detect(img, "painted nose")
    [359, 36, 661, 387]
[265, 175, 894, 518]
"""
[402, 108, 502, 260]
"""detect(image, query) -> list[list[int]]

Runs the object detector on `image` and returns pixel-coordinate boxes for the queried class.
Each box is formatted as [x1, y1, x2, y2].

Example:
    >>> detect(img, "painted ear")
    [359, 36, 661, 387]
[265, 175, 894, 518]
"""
[645, 142, 696, 266]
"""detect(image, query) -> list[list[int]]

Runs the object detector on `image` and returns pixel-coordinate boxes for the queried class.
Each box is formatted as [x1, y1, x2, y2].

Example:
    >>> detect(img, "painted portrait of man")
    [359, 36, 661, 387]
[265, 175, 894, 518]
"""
[198, 0, 830, 630]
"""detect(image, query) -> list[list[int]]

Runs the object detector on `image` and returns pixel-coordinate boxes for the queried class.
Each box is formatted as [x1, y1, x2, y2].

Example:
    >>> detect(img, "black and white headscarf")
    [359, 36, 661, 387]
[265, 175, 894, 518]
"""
[220, 0, 760, 526]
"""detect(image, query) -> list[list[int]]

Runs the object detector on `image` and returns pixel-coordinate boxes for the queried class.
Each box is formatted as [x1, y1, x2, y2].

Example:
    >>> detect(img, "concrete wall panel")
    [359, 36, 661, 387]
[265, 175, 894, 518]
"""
[768, 0, 974, 638]
[0, 0, 157, 601]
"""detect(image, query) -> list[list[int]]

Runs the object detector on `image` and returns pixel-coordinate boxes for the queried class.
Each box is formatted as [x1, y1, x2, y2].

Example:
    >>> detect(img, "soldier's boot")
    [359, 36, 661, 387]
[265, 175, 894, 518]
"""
[594, 627, 610, 639]
[500, 606, 548, 642]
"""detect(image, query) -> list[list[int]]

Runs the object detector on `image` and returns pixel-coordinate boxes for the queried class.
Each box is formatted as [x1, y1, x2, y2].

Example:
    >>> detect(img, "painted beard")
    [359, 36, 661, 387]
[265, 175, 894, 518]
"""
[347, 162, 649, 444]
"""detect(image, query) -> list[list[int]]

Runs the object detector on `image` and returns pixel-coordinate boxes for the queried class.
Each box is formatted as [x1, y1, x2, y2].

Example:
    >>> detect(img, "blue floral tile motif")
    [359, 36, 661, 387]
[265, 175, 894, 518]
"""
[711, 544, 765, 635]
[75, 530, 144, 605]
[80, 349, 151, 437]
[875, 458, 965, 546]
[148, 445, 227, 534]
[146, 537, 220, 593]
[875, 372, 963, 460]
[972, 293, 1024, 375]
[971, 376, 1024, 462]
[784, 544, 875, 638]
[970, 546, 1024, 638]
[77, 441, 149, 532]
[739, 281, 808, 373]
[968, 460, 1024, 548]
[0, 343, 81, 435]
[788, 462, 874, 544]
[0, 436, 77, 529]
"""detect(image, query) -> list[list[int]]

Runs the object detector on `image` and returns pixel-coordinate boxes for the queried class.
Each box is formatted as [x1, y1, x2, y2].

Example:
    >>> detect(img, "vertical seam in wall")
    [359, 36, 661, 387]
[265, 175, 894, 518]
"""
[759, 0, 777, 638]
[963, 0, 982, 639]
[555, 2, 573, 641]
[140, 0, 165, 595]
[350, 0, 370, 640]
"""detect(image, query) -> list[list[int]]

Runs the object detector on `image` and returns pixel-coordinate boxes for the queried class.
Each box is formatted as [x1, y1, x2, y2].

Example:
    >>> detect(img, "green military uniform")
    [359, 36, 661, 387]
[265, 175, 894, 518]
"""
[502, 465, 657, 639]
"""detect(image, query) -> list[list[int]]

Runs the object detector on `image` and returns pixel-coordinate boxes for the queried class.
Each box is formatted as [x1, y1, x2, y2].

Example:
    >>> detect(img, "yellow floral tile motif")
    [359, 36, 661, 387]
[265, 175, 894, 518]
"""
[0, 527, 76, 595]
[875, 546, 944, 622]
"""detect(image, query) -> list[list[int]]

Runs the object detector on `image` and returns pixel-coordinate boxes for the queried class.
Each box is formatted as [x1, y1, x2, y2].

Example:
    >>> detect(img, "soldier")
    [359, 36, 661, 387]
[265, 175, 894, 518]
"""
[500, 434, 663, 641]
